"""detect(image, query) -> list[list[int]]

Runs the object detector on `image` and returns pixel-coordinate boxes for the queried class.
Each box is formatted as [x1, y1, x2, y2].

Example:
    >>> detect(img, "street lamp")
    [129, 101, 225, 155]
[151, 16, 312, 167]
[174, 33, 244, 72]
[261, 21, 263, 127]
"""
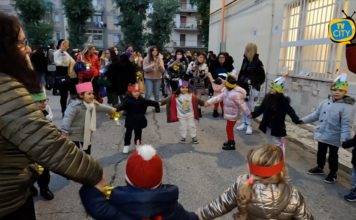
[220, 0, 226, 52]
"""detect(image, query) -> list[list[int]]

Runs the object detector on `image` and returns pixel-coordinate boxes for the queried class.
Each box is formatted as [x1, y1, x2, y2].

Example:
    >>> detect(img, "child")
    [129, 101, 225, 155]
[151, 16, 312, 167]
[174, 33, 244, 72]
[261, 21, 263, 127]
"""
[117, 84, 160, 154]
[207, 75, 250, 150]
[196, 145, 314, 220]
[30, 91, 54, 200]
[302, 73, 355, 184]
[342, 135, 356, 202]
[252, 76, 302, 153]
[61, 82, 116, 155]
[79, 145, 198, 220]
[161, 79, 205, 144]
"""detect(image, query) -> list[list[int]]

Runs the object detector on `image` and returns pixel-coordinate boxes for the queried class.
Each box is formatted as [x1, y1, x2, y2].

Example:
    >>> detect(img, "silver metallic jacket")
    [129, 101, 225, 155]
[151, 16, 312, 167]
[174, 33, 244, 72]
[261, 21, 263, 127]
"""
[196, 175, 314, 220]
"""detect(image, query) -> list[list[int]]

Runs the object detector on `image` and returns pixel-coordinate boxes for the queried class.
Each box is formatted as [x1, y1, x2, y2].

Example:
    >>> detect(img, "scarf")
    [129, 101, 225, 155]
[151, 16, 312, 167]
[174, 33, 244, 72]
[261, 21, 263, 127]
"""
[83, 101, 96, 150]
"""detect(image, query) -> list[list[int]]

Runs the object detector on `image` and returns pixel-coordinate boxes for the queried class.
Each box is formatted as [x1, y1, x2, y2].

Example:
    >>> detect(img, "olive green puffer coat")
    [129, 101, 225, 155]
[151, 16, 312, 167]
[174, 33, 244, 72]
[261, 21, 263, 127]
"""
[0, 73, 103, 217]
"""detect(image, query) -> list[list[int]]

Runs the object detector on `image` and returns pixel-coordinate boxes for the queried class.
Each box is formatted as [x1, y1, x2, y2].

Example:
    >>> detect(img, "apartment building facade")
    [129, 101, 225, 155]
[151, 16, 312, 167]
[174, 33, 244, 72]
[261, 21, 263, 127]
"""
[0, 0, 121, 49]
[168, 0, 205, 52]
[209, 0, 356, 117]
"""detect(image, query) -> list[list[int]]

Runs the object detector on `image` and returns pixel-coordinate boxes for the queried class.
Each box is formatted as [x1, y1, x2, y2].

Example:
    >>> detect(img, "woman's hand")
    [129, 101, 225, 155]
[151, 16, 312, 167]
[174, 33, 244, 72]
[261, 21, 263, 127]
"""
[95, 175, 107, 192]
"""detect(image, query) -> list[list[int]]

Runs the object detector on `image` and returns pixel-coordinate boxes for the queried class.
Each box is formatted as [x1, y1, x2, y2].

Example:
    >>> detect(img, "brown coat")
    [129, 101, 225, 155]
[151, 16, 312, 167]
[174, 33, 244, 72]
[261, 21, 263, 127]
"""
[0, 73, 103, 217]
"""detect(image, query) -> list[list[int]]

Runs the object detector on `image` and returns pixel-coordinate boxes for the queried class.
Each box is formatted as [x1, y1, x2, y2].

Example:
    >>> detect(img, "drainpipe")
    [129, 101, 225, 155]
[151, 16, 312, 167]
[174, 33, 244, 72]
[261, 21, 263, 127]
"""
[220, 0, 226, 52]
[265, 0, 275, 96]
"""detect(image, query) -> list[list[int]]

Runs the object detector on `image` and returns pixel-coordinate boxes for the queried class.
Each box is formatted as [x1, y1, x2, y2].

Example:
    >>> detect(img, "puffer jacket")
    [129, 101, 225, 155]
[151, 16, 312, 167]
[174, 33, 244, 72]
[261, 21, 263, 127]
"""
[207, 87, 249, 121]
[0, 73, 103, 217]
[302, 96, 355, 147]
[61, 99, 115, 142]
[197, 174, 314, 220]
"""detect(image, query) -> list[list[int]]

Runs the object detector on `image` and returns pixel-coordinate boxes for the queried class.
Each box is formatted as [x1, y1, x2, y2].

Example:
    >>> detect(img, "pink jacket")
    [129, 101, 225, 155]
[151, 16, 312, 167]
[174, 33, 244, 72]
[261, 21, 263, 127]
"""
[207, 86, 250, 121]
[211, 82, 224, 95]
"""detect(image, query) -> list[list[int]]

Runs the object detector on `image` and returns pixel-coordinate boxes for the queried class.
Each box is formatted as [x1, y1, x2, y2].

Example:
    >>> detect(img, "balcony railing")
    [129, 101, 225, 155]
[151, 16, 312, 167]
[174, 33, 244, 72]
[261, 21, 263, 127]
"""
[179, 3, 198, 12]
[86, 21, 106, 29]
[173, 41, 205, 48]
[174, 23, 199, 31]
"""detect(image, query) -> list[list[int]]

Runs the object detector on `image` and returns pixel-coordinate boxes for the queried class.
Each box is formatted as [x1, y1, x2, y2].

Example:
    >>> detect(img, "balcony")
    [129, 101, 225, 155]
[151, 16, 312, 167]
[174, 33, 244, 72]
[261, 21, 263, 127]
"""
[179, 3, 198, 13]
[85, 21, 106, 29]
[173, 41, 205, 49]
[174, 23, 199, 31]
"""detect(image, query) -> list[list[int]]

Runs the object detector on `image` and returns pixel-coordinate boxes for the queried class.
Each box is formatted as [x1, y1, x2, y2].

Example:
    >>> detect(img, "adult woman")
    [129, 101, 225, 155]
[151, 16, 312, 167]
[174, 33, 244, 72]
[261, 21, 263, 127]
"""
[187, 52, 209, 97]
[53, 39, 76, 115]
[143, 46, 165, 101]
[167, 49, 188, 92]
[209, 52, 235, 117]
[106, 53, 137, 106]
[81, 44, 101, 102]
[236, 43, 266, 135]
[0, 12, 104, 219]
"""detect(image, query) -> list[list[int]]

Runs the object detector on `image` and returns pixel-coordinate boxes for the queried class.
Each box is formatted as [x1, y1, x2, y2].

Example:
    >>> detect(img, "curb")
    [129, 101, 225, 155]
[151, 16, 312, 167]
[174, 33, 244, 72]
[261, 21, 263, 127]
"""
[254, 118, 353, 174]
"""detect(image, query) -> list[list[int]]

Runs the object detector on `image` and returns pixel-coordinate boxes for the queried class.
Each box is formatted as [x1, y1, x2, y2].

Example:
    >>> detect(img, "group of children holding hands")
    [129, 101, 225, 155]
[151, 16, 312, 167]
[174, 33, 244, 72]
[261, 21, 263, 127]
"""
[31, 62, 355, 218]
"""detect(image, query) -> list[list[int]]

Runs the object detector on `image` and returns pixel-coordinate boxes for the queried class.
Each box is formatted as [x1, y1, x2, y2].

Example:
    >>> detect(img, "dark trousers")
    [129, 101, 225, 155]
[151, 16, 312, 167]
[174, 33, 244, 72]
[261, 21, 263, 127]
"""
[37, 168, 50, 189]
[58, 77, 78, 115]
[169, 80, 179, 92]
[124, 127, 142, 146]
[0, 196, 36, 220]
[74, 141, 92, 155]
[317, 142, 339, 175]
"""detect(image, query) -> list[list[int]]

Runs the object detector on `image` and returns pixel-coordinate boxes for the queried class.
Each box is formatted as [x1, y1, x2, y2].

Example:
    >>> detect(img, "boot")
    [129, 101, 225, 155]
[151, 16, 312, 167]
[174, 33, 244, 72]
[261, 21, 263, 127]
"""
[40, 188, 54, 200]
[222, 141, 236, 150]
[213, 110, 219, 118]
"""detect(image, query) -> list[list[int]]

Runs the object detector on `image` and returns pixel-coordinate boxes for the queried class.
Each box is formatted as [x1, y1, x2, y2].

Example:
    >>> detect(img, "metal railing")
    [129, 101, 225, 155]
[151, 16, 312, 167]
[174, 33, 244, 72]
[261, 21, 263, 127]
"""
[179, 3, 198, 12]
[174, 23, 199, 30]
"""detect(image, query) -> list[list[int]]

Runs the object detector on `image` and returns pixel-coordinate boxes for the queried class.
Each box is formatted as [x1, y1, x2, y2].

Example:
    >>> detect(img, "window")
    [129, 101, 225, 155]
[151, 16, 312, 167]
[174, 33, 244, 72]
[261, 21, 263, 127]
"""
[180, 34, 186, 46]
[279, 0, 344, 79]
[54, 14, 60, 23]
[93, 35, 102, 41]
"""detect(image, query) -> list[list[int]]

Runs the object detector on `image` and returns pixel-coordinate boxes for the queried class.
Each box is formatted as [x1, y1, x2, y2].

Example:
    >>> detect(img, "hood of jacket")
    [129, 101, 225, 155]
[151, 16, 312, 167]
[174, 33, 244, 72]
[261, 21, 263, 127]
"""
[110, 184, 179, 218]
[328, 95, 355, 105]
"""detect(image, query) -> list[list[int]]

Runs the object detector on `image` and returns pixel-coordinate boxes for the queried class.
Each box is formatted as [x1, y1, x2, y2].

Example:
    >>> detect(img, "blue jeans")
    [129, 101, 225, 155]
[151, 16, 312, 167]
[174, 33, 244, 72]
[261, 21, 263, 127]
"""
[145, 79, 161, 101]
[352, 167, 356, 189]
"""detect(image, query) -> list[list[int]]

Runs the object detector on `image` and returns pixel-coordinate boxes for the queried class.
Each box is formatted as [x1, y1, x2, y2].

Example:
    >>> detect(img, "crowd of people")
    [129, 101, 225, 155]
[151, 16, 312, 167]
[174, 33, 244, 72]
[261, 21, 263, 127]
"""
[0, 12, 355, 220]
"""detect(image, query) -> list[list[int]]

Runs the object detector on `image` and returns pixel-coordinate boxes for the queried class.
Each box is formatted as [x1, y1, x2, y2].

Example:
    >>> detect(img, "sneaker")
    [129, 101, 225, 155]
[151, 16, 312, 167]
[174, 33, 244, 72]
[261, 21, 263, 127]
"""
[236, 123, 246, 131]
[40, 188, 54, 200]
[307, 167, 325, 175]
[180, 138, 186, 143]
[344, 188, 356, 202]
[123, 145, 130, 154]
[222, 141, 236, 150]
[213, 110, 219, 118]
[192, 137, 199, 144]
[245, 125, 253, 135]
[324, 174, 337, 184]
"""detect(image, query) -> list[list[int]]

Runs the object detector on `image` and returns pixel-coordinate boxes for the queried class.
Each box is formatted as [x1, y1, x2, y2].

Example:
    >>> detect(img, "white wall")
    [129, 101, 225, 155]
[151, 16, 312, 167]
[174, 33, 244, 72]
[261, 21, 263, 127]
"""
[209, 0, 356, 119]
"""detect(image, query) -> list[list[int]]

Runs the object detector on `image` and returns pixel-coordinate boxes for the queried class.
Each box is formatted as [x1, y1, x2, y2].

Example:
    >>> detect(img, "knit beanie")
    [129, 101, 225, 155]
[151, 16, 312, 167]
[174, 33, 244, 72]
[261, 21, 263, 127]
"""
[126, 145, 163, 189]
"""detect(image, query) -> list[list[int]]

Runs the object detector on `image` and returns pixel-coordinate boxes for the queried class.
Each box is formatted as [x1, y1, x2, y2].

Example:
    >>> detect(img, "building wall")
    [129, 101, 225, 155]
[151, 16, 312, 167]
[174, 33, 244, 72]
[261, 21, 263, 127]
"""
[0, 0, 15, 14]
[209, 0, 356, 119]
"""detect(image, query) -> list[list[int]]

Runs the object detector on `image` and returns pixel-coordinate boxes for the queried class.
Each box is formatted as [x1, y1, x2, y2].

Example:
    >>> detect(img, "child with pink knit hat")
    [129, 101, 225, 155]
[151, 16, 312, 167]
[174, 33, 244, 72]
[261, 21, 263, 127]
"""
[61, 82, 116, 154]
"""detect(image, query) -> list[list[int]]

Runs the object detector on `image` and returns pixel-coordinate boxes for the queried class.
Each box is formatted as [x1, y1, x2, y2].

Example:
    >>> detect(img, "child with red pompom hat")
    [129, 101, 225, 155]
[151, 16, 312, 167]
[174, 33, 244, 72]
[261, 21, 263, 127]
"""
[80, 145, 198, 220]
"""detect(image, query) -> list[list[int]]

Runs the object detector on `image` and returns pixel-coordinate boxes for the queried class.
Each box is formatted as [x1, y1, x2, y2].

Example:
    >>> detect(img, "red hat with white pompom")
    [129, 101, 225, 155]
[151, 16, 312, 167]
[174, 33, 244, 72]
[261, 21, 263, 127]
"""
[125, 145, 163, 189]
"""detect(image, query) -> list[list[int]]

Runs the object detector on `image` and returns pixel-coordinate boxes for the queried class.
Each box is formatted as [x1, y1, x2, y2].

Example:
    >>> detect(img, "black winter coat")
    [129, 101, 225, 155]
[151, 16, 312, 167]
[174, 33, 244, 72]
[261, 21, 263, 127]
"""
[237, 54, 265, 94]
[117, 96, 160, 129]
[106, 56, 137, 95]
[80, 184, 198, 220]
[342, 135, 356, 167]
[252, 93, 301, 137]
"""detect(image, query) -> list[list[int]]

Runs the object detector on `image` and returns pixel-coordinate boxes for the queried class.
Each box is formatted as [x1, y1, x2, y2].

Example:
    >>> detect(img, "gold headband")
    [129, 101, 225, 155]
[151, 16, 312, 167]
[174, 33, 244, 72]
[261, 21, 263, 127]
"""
[225, 81, 236, 89]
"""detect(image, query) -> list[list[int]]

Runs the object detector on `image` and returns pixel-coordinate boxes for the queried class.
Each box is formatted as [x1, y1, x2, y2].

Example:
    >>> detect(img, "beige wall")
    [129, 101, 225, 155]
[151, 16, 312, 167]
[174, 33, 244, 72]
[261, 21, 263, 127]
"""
[209, 0, 356, 118]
